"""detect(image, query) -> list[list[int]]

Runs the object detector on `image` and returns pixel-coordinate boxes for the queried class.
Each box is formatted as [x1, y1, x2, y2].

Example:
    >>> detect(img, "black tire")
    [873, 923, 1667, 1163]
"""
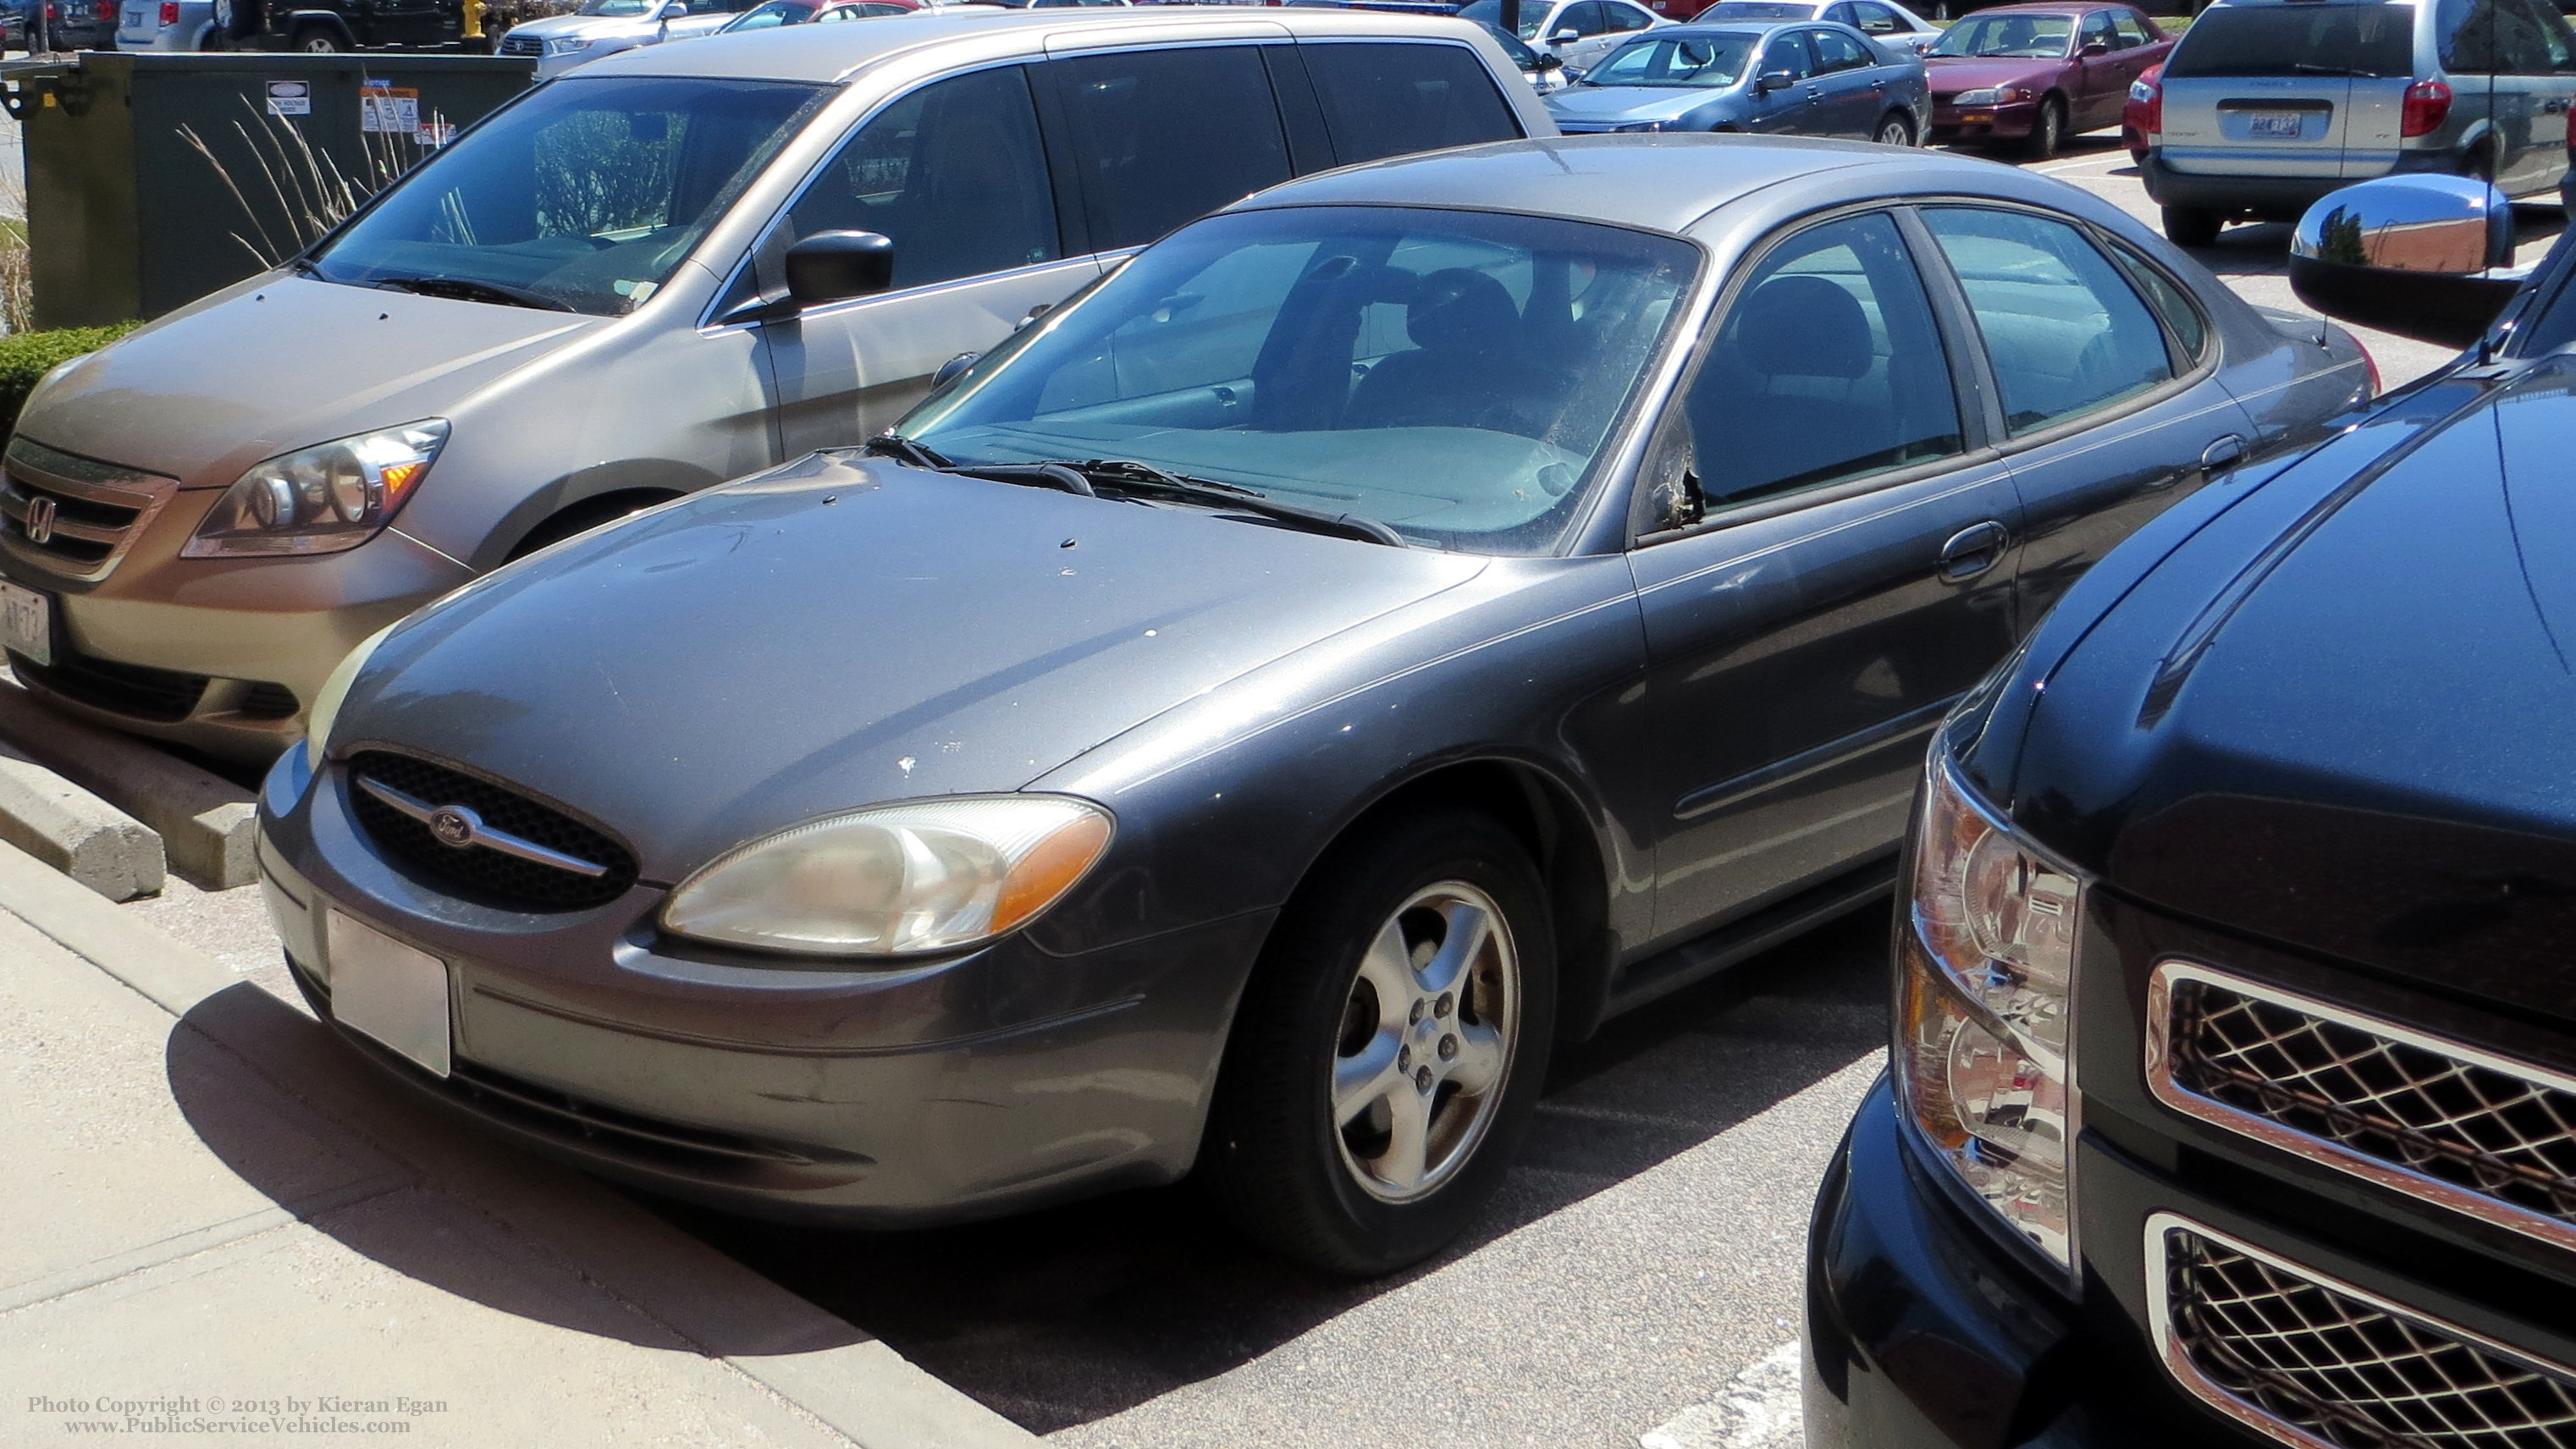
[1201, 809, 1558, 1276]
[291, 23, 344, 49]
[1873, 111, 1913, 147]
[2162, 205, 2223, 248]
[505, 494, 664, 561]
[2466, 143, 2497, 184]
[2022, 95, 2066, 159]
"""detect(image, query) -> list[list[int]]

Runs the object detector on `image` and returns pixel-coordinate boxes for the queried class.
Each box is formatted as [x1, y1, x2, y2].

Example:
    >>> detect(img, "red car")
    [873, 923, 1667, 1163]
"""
[2121, 59, 2160, 165]
[1923, 1, 2171, 159]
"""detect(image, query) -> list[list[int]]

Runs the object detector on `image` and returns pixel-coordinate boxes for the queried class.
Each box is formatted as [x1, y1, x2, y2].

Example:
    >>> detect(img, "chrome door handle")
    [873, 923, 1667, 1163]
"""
[1938, 520, 2010, 581]
[2201, 433, 2248, 470]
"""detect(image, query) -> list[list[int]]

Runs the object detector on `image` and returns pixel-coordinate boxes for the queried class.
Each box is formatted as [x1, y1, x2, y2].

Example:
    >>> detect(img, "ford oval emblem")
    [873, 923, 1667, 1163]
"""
[427, 805, 478, 849]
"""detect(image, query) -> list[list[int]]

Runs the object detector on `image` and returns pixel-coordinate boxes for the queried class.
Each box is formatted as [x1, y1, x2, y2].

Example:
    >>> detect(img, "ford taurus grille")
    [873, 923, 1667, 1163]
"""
[2149, 961, 2576, 1255]
[0, 437, 175, 582]
[346, 751, 637, 910]
[2151, 1215, 2576, 1449]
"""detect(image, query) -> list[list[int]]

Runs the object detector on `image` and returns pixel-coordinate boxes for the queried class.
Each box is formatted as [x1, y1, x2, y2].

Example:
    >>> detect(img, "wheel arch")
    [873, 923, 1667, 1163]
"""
[280, 8, 357, 44]
[1277, 753, 1620, 1047]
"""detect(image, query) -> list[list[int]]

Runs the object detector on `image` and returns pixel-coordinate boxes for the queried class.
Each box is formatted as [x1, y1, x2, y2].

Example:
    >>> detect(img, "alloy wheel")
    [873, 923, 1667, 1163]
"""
[1329, 881, 1520, 1203]
[1876, 117, 1911, 146]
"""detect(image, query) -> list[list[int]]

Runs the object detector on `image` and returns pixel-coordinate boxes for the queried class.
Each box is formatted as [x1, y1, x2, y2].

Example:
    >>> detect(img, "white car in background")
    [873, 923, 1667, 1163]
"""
[1457, 0, 1665, 71]
[1689, 0, 1938, 52]
[497, 0, 758, 77]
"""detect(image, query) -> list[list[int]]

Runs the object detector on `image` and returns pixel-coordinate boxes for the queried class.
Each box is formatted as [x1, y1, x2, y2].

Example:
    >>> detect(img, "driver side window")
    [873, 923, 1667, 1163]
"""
[1761, 30, 1816, 79]
[780, 67, 1061, 293]
[1669, 212, 1962, 514]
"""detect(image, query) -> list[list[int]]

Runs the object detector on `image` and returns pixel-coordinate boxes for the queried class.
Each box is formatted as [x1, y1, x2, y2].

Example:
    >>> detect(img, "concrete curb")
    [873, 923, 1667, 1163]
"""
[0, 678, 257, 890]
[0, 838, 1046, 1449]
[0, 755, 163, 901]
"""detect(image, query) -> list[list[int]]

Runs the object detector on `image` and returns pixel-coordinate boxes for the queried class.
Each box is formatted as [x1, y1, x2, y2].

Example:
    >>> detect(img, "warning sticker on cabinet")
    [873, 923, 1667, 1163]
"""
[359, 82, 420, 135]
[265, 80, 311, 117]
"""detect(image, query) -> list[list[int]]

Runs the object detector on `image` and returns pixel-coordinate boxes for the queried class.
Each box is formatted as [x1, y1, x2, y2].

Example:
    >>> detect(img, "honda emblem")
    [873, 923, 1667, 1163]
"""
[22, 494, 55, 548]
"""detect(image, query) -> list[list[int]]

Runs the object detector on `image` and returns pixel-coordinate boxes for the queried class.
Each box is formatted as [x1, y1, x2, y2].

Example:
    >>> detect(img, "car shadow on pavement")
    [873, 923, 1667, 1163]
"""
[651, 903, 1893, 1433]
[163, 978, 870, 1356]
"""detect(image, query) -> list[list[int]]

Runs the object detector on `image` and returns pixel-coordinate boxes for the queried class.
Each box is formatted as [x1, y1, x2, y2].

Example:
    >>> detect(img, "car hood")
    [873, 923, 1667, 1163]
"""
[510, 13, 654, 35]
[15, 274, 598, 486]
[1923, 56, 2060, 91]
[337, 450, 1489, 883]
[1544, 84, 1735, 123]
[2003, 363, 2576, 1022]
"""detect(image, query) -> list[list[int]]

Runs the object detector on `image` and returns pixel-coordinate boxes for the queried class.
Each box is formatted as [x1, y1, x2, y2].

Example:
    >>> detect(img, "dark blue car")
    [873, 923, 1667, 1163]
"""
[1805, 174, 2576, 1446]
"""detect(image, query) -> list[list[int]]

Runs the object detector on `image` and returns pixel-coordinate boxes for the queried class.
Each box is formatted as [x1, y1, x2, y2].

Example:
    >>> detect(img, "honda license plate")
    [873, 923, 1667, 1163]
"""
[328, 911, 453, 1077]
[2249, 111, 2307, 138]
[0, 580, 52, 668]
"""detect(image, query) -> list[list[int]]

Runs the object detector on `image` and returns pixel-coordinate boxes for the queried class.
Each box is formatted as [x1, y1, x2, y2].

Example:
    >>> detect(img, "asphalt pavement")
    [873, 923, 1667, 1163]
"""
[52, 127, 2526, 1449]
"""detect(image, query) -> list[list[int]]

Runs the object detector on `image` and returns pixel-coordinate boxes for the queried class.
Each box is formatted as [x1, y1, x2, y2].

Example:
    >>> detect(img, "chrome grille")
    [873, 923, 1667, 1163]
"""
[0, 437, 177, 582]
[497, 30, 543, 54]
[2149, 961, 2576, 1257]
[347, 751, 637, 911]
[2151, 1215, 2576, 1449]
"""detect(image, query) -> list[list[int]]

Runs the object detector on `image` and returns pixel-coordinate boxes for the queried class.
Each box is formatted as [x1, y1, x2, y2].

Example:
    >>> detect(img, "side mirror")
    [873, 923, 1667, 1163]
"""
[2287, 175, 2521, 349]
[1549, 26, 1579, 42]
[1531, 51, 1564, 69]
[785, 230, 896, 306]
[661, 1, 688, 13]
[1755, 67, 1795, 91]
[930, 351, 979, 389]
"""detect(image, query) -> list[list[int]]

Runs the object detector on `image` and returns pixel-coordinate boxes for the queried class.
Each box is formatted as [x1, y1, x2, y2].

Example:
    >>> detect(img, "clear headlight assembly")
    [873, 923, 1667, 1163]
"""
[185, 421, 447, 559]
[1952, 87, 2003, 105]
[662, 796, 1115, 958]
[1895, 747, 2082, 1276]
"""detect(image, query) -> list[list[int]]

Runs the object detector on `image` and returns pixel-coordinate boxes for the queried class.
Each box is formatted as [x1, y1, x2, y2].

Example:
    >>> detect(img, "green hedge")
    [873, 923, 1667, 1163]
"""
[0, 323, 141, 442]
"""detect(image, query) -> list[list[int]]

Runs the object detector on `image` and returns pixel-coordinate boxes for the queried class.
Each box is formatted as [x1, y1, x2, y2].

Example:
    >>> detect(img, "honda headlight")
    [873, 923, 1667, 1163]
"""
[185, 421, 446, 558]
[1953, 87, 2002, 105]
[662, 795, 1113, 957]
[1895, 748, 2081, 1275]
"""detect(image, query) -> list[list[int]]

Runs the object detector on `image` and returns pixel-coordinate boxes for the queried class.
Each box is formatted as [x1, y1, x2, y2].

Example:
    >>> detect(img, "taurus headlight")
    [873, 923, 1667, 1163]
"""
[1895, 748, 2081, 1274]
[185, 421, 446, 558]
[662, 795, 1114, 957]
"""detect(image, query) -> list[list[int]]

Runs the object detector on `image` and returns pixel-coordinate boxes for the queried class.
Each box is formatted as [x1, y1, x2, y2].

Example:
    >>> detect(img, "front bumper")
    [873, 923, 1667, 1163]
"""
[0, 486, 469, 763]
[1928, 98, 2038, 143]
[256, 747, 1267, 1226]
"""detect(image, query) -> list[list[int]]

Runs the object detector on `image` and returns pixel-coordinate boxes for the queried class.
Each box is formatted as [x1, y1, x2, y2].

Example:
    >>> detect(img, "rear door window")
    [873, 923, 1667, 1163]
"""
[2441, 0, 2576, 74]
[1301, 41, 1525, 165]
[1922, 207, 2174, 436]
[1850, 3, 1909, 36]
[2165, 4, 2416, 77]
[2111, 8, 2151, 46]
[1605, 0, 1658, 30]
[1047, 47, 1295, 251]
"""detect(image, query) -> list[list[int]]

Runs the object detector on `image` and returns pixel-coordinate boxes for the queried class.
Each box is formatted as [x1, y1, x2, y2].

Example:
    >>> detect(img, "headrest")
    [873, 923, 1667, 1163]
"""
[1731, 274, 1872, 381]
[1407, 267, 1520, 355]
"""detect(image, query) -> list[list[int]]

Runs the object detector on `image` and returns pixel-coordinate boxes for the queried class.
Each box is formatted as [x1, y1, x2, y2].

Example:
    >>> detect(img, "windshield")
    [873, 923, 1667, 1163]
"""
[1586, 32, 1758, 84]
[2165, 4, 2415, 76]
[312, 76, 822, 317]
[1697, 3, 1813, 18]
[904, 207, 1699, 556]
[1931, 12, 2075, 56]
[1459, 0, 1547, 41]
[576, 0, 655, 14]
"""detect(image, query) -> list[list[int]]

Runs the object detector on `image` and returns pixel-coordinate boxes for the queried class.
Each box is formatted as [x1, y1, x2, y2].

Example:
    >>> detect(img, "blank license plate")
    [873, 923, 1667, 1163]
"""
[2249, 111, 2308, 137]
[328, 912, 453, 1077]
[0, 580, 51, 668]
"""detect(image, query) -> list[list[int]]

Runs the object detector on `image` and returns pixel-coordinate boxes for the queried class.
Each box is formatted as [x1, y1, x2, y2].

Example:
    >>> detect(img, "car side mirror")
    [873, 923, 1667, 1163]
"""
[930, 351, 980, 390]
[1549, 26, 1579, 42]
[785, 230, 896, 306]
[1755, 67, 1794, 91]
[662, 1, 688, 13]
[2288, 175, 2521, 349]
[1532, 51, 1564, 69]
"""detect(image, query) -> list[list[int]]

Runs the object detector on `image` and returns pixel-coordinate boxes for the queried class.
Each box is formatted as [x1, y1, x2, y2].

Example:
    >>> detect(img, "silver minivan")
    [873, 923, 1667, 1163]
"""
[0, 8, 1548, 763]
[2144, 0, 2576, 245]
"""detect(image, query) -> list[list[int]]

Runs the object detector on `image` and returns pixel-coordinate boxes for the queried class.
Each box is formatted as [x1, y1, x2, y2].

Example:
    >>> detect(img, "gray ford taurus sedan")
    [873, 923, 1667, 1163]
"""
[258, 135, 2369, 1274]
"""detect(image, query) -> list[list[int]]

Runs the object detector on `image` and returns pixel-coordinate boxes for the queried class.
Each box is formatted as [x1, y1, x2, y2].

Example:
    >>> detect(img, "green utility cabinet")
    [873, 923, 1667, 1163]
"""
[10, 52, 534, 329]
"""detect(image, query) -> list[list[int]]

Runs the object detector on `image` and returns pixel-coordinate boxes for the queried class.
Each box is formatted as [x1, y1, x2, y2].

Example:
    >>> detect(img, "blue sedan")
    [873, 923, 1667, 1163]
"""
[1546, 20, 1928, 144]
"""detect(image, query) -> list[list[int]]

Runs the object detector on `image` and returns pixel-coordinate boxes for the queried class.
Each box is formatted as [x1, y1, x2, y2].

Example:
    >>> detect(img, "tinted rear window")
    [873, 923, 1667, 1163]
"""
[1302, 42, 1524, 165]
[2165, 4, 2416, 77]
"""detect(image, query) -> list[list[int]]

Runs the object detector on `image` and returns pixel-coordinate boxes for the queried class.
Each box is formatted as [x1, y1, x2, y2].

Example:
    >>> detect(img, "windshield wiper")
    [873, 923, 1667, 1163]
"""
[862, 432, 954, 470]
[370, 274, 576, 312]
[1066, 459, 1408, 548]
[2291, 63, 2375, 76]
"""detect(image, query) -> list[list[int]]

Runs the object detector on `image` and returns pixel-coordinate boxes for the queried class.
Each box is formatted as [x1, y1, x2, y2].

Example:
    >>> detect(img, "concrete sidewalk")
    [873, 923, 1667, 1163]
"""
[0, 840, 1041, 1449]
